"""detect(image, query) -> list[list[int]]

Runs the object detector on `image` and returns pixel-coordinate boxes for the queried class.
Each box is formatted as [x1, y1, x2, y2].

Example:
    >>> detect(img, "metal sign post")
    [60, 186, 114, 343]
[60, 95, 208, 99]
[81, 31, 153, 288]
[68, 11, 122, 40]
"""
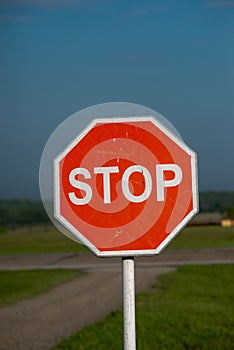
[122, 257, 136, 350]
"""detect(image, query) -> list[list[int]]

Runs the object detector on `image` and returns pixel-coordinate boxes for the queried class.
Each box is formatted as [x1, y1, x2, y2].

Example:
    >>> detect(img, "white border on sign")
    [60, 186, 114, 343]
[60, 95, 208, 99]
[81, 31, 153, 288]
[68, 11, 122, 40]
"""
[54, 116, 199, 257]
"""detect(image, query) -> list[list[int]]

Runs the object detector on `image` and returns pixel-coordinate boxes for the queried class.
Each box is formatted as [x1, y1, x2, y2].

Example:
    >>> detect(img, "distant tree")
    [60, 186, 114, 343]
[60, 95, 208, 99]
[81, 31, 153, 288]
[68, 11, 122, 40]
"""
[199, 192, 234, 213]
[0, 200, 49, 226]
[0, 205, 10, 225]
[226, 206, 234, 220]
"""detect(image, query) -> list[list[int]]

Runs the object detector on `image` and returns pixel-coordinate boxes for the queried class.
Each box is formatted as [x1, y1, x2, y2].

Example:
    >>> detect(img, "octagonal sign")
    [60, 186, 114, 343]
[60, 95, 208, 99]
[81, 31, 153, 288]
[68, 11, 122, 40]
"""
[54, 116, 198, 257]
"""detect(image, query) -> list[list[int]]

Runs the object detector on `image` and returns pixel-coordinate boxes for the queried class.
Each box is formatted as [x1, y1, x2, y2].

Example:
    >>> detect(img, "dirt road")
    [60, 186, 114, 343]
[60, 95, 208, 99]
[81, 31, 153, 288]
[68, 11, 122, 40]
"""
[0, 248, 233, 350]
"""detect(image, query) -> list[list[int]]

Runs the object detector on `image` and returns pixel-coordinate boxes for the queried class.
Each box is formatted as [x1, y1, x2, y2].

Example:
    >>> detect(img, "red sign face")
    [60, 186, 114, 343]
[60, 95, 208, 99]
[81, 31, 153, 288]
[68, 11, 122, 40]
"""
[54, 117, 198, 256]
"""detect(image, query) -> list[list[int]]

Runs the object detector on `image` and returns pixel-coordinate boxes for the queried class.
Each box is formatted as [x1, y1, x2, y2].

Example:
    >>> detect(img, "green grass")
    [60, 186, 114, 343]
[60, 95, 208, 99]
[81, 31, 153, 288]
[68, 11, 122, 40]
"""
[0, 226, 233, 255]
[0, 227, 88, 255]
[54, 264, 234, 350]
[170, 225, 234, 249]
[0, 269, 85, 307]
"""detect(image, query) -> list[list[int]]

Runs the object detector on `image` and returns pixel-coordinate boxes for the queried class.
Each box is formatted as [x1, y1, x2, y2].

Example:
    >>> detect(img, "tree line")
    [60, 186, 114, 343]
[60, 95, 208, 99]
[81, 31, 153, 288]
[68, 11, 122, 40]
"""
[0, 191, 234, 227]
[199, 191, 234, 214]
[0, 200, 49, 227]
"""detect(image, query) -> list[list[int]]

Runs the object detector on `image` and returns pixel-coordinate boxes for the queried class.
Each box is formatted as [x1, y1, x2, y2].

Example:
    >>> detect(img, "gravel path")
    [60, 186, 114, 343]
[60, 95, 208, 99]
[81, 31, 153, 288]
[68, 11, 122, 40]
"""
[0, 248, 233, 350]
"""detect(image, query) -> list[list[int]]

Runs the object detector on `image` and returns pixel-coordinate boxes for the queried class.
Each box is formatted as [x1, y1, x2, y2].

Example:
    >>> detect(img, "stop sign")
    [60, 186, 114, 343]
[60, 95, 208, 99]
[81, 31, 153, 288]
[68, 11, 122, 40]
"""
[54, 116, 198, 257]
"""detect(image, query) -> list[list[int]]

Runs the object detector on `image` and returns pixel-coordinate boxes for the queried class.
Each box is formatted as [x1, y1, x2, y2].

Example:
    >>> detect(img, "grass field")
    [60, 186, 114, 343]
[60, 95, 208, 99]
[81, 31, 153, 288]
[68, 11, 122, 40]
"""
[0, 225, 234, 255]
[170, 225, 234, 249]
[54, 264, 234, 350]
[1, 226, 233, 348]
[0, 226, 88, 255]
[0, 269, 85, 307]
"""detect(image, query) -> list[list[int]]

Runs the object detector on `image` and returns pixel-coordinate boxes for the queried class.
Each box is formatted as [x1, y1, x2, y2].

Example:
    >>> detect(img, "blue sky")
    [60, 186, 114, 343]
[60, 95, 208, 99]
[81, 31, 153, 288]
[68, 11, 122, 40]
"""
[0, 0, 233, 199]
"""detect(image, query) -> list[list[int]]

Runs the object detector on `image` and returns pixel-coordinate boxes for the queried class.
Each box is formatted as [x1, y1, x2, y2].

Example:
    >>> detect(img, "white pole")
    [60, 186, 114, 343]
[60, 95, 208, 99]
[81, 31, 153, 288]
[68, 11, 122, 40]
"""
[122, 257, 136, 350]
